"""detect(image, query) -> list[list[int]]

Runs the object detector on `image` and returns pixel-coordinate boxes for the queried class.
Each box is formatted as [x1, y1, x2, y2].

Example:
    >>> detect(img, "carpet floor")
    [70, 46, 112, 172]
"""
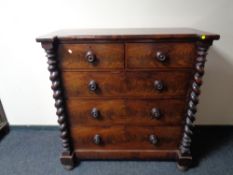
[0, 126, 232, 175]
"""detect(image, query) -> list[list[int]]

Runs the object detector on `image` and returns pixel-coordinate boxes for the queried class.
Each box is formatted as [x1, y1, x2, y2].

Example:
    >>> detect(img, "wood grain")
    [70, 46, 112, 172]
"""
[37, 28, 220, 170]
[61, 71, 192, 98]
[71, 126, 182, 150]
[126, 43, 195, 68]
[67, 99, 186, 126]
[58, 44, 124, 69]
[36, 28, 220, 42]
[75, 149, 178, 160]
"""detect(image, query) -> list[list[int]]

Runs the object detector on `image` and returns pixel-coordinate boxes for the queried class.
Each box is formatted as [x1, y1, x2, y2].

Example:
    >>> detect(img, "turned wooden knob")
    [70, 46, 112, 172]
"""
[85, 50, 96, 63]
[88, 80, 98, 92]
[91, 108, 100, 119]
[93, 134, 101, 145]
[151, 108, 161, 119]
[156, 51, 167, 62]
[154, 80, 164, 91]
[149, 134, 158, 145]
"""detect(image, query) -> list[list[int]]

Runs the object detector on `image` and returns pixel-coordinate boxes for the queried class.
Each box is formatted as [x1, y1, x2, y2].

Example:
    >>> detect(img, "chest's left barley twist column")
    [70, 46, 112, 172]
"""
[40, 39, 75, 170]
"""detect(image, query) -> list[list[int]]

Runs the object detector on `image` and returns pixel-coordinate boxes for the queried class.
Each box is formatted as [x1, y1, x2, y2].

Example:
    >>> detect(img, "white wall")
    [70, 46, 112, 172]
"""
[0, 0, 232, 125]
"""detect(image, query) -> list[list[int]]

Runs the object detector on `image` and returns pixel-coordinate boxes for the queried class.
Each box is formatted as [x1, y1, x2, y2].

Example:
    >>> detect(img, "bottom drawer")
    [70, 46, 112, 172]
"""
[71, 126, 182, 150]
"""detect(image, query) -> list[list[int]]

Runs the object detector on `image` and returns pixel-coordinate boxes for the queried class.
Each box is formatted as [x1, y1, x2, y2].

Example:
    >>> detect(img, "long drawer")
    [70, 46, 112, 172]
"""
[71, 126, 182, 150]
[61, 71, 192, 98]
[67, 99, 186, 126]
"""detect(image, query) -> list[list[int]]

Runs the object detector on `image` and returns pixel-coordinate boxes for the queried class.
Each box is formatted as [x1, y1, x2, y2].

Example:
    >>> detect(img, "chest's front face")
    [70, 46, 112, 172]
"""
[37, 28, 219, 170]
[57, 41, 195, 156]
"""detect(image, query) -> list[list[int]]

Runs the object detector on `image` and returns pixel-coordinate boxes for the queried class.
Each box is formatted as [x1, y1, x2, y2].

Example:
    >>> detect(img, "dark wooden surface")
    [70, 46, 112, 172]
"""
[37, 28, 220, 171]
[180, 41, 211, 157]
[67, 99, 186, 126]
[36, 28, 220, 42]
[126, 42, 195, 68]
[75, 149, 178, 160]
[41, 42, 74, 170]
[61, 71, 192, 98]
[71, 126, 182, 150]
[59, 44, 124, 69]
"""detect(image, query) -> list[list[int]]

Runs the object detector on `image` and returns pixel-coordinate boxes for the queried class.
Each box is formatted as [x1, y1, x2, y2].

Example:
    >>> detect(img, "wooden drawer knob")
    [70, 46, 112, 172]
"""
[88, 80, 98, 92]
[85, 50, 96, 63]
[154, 80, 164, 91]
[93, 134, 101, 145]
[151, 108, 161, 119]
[91, 108, 100, 119]
[156, 51, 167, 62]
[149, 134, 159, 145]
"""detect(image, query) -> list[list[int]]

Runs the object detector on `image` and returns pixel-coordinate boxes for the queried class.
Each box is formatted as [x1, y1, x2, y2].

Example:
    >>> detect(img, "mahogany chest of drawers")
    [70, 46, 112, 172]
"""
[36, 28, 219, 171]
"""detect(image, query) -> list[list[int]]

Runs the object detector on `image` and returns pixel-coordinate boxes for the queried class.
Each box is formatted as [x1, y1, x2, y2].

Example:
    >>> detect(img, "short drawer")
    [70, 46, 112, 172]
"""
[67, 99, 186, 126]
[71, 126, 182, 150]
[58, 44, 124, 69]
[126, 43, 195, 69]
[61, 71, 192, 98]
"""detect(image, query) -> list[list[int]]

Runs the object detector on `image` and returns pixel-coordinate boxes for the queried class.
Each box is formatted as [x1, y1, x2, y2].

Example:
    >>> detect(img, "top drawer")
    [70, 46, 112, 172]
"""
[58, 44, 124, 69]
[126, 43, 195, 69]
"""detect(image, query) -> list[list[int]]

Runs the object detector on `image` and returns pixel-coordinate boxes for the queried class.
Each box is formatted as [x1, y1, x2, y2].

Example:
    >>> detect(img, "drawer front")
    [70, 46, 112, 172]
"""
[67, 99, 185, 126]
[71, 126, 182, 150]
[62, 71, 191, 98]
[126, 43, 195, 69]
[58, 44, 124, 69]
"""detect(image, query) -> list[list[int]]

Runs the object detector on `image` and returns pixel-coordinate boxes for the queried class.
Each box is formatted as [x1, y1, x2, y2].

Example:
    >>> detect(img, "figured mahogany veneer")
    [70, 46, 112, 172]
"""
[36, 28, 220, 171]
[71, 126, 182, 150]
[59, 44, 124, 69]
[126, 43, 195, 69]
[62, 71, 192, 98]
[67, 99, 186, 126]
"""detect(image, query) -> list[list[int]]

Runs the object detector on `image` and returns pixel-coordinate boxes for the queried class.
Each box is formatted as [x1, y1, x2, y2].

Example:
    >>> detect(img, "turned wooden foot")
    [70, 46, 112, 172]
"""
[60, 152, 76, 170]
[177, 153, 192, 171]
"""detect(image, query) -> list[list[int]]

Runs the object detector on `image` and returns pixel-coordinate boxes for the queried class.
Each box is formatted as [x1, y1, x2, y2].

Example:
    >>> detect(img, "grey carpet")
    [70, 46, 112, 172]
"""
[0, 126, 232, 175]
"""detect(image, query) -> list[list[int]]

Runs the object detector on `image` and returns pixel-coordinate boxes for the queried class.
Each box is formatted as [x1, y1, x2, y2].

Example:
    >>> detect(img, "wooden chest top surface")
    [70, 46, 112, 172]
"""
[36, 28, 219, 42]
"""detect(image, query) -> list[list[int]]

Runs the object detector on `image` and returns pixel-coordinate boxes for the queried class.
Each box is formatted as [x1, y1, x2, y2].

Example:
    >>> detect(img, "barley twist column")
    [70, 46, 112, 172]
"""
[178, 41, 212, 171]
[41, 41, 74, 170]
